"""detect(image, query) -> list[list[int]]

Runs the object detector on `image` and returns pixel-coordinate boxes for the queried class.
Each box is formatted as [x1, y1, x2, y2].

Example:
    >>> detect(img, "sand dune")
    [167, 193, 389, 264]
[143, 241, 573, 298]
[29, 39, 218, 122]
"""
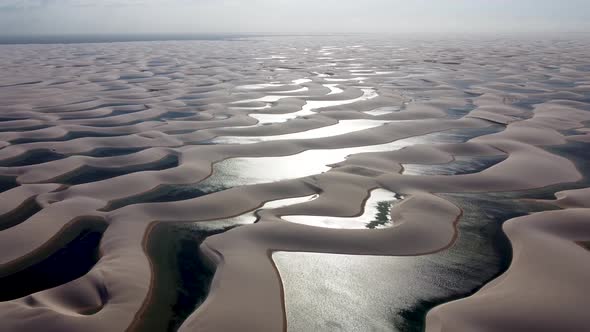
[0, 36, 589, 331]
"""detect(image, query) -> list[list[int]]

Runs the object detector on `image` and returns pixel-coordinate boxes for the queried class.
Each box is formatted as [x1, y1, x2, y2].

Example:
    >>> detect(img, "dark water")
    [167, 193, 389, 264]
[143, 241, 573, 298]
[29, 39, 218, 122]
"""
[0, 147, 148, 168]
[0, 218, 107, 302]
[104, 183, 219, 212]
[59, 155, 179, 185]
[0, 117, 28, 122]
[83, 118, 160, 127]
[446, 102, 476, 119]
[159, 111, 195, 121]
[58, 109, 145, 120]
[579, 242, 590, 251]
[137, 223, 234, 332]
[82, 147, 146, 158]
[0, 149, 65, 167]
[445, 124, 505, 141]
[404, 155, 507, 176]
[48, 103, 141, 113]
[10, 131, 132, 145]
[0, 125, 49, 132]
[0, 176, 18, 194]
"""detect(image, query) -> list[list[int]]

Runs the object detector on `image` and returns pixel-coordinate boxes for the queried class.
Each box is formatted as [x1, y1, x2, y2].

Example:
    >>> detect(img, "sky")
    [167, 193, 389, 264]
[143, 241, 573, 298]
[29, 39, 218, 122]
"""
[0, 0, 589, 36]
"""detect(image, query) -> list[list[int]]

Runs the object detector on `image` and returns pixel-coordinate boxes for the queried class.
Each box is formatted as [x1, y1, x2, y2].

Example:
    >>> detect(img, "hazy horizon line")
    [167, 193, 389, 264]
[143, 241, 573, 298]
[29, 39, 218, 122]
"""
[2, 31, 590, 45]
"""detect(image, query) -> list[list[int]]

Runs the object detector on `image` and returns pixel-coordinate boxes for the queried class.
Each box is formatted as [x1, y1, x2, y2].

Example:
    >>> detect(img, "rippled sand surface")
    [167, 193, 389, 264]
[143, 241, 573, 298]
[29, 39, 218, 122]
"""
[0, 35, 589, 332]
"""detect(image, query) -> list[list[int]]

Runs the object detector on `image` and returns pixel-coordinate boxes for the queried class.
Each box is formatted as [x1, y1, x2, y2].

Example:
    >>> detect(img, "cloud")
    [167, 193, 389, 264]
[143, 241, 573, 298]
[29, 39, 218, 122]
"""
[0, 0, 45, 9]
[0, 0, 171, 9]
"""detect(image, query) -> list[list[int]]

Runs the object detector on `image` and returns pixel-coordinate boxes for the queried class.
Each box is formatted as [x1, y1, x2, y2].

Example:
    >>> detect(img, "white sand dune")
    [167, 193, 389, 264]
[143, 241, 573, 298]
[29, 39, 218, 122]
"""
[0, 36, 588, 332]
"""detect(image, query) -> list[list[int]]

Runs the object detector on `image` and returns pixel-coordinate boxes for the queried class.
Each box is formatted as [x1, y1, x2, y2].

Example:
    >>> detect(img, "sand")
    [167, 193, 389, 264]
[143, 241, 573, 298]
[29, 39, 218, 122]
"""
[0, 36, 589, 331]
